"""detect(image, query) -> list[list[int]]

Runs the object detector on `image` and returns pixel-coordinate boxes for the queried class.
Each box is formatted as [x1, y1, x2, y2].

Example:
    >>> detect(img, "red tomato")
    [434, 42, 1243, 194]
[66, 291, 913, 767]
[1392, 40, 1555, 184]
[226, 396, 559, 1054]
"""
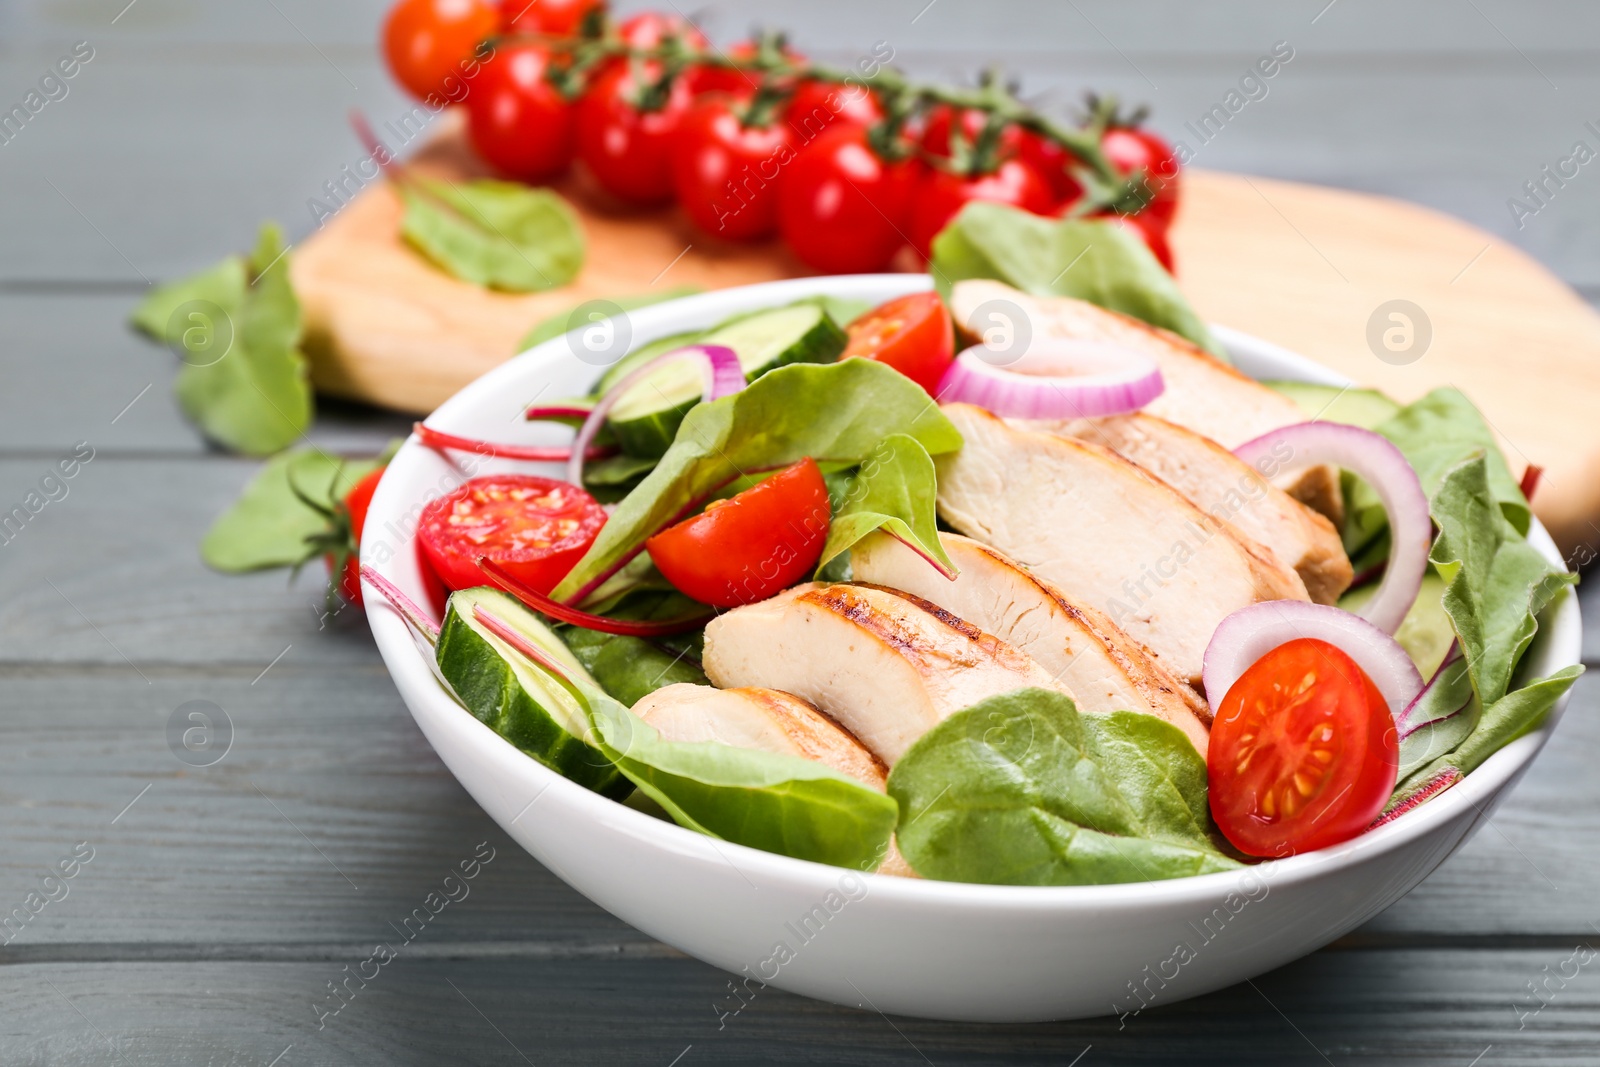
[840, 291, 954, 395]
[783, 80, 883, 142]
[575, 60, 695, 205]
[905, 159, 1054, 259]
[919, 105, 1022, 160]
[500, 0, 603, 36]
[689, 41, 802, 96]
[465, 42, 576, 182]
[616, 11, 708, 50]
[1208, 638, 1399, 858]
[672, 97, 795, 241]
[418, 475, 607, 593]
[326, 466, 386, 606]
[1016, 128, 1084, 207]
[1101, 125, 1181, 225]
[382, 0, 498, 102]
[646, 458, 830, 607]
[777, 125, 918, 273]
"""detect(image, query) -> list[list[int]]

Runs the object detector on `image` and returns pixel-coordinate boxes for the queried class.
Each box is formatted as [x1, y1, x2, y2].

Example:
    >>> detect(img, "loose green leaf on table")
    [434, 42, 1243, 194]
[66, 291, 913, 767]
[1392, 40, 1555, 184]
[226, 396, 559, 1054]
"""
[585, 691, 899, 871]
[552, 359, 964, 601]
[517, 287, 702, 351]
[400, 178, 584, 293]
[928, 201, 1226, 358]
[132, 223, 314, 455]
[888, 688, 1240, 885]
[818, 433, 955, 577]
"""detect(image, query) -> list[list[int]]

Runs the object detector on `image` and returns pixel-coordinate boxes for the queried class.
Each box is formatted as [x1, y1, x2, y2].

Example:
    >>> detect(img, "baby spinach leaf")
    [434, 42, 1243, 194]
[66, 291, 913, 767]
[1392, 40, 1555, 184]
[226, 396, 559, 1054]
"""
[517, 287, 701, 351]
[585, 691, 899, 872]
[1395, 657, 1479, 783]
[130, 256, 246, 342]
[1430, 455, 1575, 706]
[561, 589, 709, 706]
[200, 445, 392, 571]
[400, 178, 584, 293]
[817, 433, 955, 577]
[552, 359, 964, 601]
[928, 201, 1225, 358]
[887, 688, 1239, 885]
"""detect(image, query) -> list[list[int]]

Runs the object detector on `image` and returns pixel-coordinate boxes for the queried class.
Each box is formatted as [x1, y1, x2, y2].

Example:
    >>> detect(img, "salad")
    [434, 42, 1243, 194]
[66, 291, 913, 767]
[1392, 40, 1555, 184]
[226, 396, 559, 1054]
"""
[346, 204, 1582, 886]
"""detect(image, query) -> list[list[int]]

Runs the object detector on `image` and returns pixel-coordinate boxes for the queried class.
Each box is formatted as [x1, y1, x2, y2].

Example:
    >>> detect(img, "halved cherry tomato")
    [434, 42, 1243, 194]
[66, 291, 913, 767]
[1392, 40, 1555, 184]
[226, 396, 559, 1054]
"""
[672, 96, 795, 241]
[777, 124, 919, 273]
[783, 80, 883, 142]
[646, 458, 830, 607]
[328, 466, 387, 605]
[1101, 125, 1181, 225]
[500, 0, 603, 36]
[464, 42, 576, 182]
[575, 59, 695, 204]
[418, 475, 607, 593]
[1208, 637, 1399, 858]
[382, 0, 499, 102]
[840, 291, 954, 395]
[905, 158, 1054, 260]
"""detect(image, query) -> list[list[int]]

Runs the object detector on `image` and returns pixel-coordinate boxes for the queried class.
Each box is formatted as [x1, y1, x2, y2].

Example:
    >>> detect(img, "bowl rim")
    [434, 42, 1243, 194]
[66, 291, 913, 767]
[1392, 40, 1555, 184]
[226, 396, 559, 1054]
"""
[364, 272, 1583, 912]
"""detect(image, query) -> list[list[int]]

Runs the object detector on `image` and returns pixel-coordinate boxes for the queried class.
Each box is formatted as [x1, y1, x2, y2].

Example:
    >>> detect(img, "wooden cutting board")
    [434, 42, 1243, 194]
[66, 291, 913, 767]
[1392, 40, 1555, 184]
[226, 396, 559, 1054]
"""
[292, 118, 1600, 557]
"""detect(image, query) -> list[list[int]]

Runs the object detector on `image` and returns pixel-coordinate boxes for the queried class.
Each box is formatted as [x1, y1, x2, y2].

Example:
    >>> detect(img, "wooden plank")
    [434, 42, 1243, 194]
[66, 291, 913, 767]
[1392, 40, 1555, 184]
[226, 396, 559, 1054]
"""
[3, 949, 1597, 1064]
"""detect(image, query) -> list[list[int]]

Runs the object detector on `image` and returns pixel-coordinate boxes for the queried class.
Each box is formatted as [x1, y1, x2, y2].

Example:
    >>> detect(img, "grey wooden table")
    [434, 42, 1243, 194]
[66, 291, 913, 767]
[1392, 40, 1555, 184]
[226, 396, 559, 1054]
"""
[3, 2, 1599, 1063]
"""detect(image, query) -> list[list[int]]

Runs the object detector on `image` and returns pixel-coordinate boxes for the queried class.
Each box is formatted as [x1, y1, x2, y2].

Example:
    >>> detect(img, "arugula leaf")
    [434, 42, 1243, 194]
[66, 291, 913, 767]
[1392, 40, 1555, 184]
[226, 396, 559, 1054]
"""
[817, 433, 955, 578]
[400, 178, 584, 292]
[517, 287, 701, 351]
[1429, 455, 1575, 706]
[551, 359, 964, 601]
[888, 688, 1240, 885]
[201, 445, 392, 571]
[585, 691, 899, 871]
[928, 201, 1226, 358]
[133, 224, 315, 456]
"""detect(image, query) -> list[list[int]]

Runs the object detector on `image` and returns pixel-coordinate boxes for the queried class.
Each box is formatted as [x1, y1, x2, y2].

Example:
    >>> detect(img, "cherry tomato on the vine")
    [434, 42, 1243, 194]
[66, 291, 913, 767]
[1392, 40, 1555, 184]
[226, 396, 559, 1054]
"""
[418, 475, 608, 594]
[1016, 128, 1084, 207]
[646, 458, 830, 607]
[576, 60, 696, 205]
[326, 466, 386, 606]
[465, 42, 576, 182]
[777, 124, 918, 273]
[839, 291, 954, 395]
[906, 158, 1054, 259]
[382, 0, 498, 102]
[616, 11, 708, 50]
[783, 80, 883, 142]
[672, 96, 795, 241]
[1208, 638, 1399, 858]
[919, 105, 1022, 161]
[1101, 125, 1181, 224]
[500, 0, 604, 36]
[689, 41, 802, 97]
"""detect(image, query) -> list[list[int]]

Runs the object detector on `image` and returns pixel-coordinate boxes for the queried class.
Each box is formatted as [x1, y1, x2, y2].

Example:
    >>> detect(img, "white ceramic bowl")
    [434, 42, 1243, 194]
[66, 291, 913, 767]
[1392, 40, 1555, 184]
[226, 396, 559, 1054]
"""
[363, 275, 1582, 1023]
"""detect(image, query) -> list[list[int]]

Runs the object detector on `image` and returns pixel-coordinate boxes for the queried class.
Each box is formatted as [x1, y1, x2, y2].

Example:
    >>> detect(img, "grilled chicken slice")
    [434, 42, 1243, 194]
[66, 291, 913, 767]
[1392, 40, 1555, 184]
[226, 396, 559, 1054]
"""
[935, 404, 1310, 689]
[633, 683, 918, 877]
[702, 582, 1070, 766]
[852, 531, 1211, 753]
[1039, 413, 1353, 604]
[948, 279, 1342, 522]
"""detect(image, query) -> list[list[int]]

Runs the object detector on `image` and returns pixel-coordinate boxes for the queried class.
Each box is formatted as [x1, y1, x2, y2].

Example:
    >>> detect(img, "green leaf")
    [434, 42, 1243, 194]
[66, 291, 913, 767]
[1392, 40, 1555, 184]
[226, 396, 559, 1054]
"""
[552, 359, 964, 601]
[1429, 455, 1576, 706]
[160, 224, 314, 456]
[887, 688, 1240, 886]
[1263, 381, 1401, 430]
[928, 201, 1226, 358]
[1340, 571, 1455, 680]
[1378, 387, 1528, 534]
[561, 589, 710, 707]
[1394, 657, 1479, 783]
[817, 433, 955, 578]
[400, 178, 584, 293]
[517, 287, 701, 351]
[200, 447, 389, 571]
[585, 691, 899, 871]
[130, 256, 247, 342]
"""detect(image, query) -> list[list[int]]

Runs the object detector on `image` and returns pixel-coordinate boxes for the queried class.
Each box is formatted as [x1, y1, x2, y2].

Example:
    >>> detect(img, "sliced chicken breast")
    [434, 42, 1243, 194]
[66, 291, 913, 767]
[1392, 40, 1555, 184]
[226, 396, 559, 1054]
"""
[633, 683, 917, 876]
[935, 404, 1310, 689]
[702, 582, 1070, 765]
[852, 531, 1211, 753]
[948, 279, 1342, 522]
[1038, 413, 1353, 604]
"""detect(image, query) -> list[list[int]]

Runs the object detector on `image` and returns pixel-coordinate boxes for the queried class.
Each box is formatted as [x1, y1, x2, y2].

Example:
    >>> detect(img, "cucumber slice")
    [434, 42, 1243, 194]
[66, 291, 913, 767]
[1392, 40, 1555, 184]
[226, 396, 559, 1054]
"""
[607, 303, 847, 458]
[1264, 381, 1401, 430]
[593, 330, 705, 398]
[435, 587, 627, 797]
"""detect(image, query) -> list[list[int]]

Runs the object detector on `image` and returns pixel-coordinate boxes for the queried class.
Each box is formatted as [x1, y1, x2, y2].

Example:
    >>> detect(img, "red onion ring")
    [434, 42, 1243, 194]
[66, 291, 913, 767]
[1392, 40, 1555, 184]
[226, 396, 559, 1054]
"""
[568, 344, 745, 487]
[1233, 422, 1429, 635]
[1202, 600, 1424, 721]
[477, 556, 714, 637]
[935, 339, 1165, 419]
